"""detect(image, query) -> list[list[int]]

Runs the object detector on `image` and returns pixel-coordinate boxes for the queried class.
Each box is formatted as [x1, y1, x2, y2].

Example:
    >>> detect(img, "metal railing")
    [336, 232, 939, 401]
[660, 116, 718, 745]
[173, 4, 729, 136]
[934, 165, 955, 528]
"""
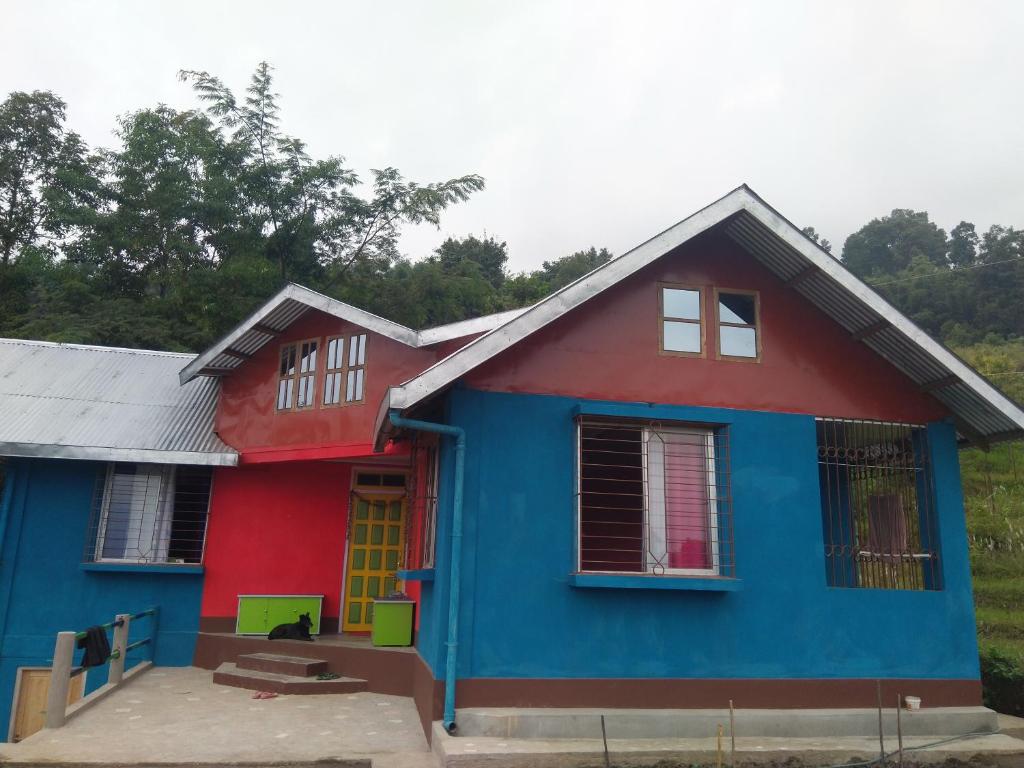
[45, 607, 159, 729]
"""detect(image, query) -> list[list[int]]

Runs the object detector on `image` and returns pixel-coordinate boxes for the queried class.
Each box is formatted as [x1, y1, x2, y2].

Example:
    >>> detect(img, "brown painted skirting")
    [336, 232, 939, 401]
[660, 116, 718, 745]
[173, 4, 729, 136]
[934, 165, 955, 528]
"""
[412, 652, 445, 737]
[192, 632, 982, 742]
[199, 616, 340, 635]
[454, 677, 983, 709]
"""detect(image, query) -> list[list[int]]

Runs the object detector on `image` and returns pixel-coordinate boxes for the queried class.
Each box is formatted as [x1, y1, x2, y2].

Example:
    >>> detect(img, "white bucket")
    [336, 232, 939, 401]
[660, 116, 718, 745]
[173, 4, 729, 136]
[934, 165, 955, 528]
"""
[904, 696, 921, 711]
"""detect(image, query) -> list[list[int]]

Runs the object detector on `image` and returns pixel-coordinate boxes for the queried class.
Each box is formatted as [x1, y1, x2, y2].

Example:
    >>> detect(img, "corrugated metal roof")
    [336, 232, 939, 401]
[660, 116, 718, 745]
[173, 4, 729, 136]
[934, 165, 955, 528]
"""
[380, 185, 1024, 446]
[0, 338, 237, 465]
[179, 284, 528, 384]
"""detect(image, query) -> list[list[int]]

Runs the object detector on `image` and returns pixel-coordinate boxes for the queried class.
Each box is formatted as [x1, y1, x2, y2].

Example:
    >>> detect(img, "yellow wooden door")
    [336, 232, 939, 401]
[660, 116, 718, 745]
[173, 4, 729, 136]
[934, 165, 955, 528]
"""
[343, 495, 406, 632]
[12, 669, 84, 742]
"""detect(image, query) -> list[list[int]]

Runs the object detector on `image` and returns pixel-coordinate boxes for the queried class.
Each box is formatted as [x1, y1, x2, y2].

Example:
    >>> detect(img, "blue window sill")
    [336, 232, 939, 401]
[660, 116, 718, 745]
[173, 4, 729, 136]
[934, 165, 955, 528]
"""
[81, 562, 205, 575]
[396, 568, 435, 582]
[569, 573, 741, 591]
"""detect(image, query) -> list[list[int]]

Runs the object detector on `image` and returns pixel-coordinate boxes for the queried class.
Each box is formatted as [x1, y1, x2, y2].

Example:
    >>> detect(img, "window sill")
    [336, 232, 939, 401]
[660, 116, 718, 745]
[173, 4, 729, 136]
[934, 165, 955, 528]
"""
[396, 568, 435, 582]
[81, 562, 205, 575]
[568, 573, 741, 592]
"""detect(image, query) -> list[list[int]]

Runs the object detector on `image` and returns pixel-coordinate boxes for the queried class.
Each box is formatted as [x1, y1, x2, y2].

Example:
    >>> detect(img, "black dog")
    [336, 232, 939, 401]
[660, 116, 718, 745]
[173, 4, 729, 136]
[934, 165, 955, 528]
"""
[268, 612, 314, 641]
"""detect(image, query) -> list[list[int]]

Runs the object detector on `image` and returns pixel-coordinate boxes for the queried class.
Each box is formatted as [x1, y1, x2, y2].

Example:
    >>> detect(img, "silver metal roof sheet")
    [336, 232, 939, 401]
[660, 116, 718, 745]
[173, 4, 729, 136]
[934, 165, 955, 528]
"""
[0, 338, 237, 465]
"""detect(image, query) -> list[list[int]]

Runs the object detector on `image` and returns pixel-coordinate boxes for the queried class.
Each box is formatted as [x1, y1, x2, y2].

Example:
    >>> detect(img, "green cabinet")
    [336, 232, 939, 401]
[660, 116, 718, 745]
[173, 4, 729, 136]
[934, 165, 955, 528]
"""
[371, 599, 414, 647]
[236, 594, 324, 635]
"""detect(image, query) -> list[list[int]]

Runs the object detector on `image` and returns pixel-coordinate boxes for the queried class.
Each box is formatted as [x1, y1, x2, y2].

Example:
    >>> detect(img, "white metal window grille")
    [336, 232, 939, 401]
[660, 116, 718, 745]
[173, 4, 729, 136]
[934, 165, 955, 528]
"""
[85, 463, 213, 565]
[576, 418, 734, 577]
[346, 333, 367, 403]
[817, 418, 941, 591]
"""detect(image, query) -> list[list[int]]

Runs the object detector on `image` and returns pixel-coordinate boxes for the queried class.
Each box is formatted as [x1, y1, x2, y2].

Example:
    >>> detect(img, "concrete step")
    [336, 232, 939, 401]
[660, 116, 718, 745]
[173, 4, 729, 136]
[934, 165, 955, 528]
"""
[236, 652, 329, 677]
[213, 662, 368, 695]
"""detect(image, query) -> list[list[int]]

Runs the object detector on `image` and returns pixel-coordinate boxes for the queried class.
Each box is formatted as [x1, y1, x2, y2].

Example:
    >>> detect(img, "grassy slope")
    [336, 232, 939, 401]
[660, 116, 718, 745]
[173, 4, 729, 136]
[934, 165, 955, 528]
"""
[956, 341, 1024, 663]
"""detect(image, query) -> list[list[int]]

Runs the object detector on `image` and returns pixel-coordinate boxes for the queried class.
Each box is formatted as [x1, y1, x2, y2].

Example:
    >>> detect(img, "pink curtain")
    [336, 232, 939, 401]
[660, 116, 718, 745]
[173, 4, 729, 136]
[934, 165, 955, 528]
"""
[663, 433, 711, 569]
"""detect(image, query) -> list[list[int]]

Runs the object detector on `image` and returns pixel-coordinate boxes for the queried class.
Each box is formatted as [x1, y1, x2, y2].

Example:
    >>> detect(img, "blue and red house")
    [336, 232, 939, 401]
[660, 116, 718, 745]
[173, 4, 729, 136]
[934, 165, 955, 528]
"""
[1, 186, 1022, 740]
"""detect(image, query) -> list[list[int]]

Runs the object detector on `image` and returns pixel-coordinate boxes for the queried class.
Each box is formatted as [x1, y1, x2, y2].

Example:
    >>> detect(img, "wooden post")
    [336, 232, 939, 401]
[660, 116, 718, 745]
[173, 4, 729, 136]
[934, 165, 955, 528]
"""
[108, 614, 130, 686]
[43, 631, 75, 729]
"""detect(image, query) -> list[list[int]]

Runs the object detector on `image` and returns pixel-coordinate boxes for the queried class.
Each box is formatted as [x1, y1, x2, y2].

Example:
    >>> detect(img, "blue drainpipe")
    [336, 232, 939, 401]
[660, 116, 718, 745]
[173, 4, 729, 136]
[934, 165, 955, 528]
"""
[388, 410, 465, 734]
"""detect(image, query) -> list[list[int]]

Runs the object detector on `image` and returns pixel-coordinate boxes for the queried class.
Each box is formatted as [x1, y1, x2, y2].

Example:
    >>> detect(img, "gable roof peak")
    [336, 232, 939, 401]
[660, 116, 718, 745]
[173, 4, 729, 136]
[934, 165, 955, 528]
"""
[378, 185, 1024, 446]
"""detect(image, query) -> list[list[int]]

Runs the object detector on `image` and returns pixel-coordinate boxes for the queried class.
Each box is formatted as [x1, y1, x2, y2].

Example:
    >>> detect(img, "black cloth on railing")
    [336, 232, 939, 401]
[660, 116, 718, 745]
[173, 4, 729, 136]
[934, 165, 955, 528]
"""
[76, 626, 111, 667]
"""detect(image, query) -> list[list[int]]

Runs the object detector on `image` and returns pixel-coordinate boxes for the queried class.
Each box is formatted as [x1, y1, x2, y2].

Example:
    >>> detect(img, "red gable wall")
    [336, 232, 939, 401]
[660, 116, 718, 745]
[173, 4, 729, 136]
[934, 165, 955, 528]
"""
[464, 231, 948, 424]
[216, 311, 440, 456]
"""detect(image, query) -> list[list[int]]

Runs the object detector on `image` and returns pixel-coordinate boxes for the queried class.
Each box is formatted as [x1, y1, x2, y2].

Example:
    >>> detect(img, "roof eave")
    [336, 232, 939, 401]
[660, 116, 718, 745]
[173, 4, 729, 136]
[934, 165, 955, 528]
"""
[0, 442, 239, 466]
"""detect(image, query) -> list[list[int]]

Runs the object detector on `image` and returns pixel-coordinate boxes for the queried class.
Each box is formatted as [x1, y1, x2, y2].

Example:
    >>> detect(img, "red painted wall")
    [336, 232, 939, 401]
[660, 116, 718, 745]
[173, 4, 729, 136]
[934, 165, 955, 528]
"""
[465, 231, 948, 424]
[216, 311, 439, 455]
[201, 462, 351, 623]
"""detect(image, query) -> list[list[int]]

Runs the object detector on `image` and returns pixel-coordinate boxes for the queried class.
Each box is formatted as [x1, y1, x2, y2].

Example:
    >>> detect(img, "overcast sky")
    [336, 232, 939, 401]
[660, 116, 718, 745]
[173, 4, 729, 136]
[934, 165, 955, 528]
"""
[4, 0, 1022, 271]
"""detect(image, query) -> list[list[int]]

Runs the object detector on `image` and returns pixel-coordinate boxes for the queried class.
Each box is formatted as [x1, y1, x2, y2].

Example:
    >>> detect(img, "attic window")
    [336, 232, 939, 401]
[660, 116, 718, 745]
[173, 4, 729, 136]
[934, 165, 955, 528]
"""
[660, 286, 703, 356]
[322, 333, 367, 407]
[715, 290, 759, 360]
[277, 339, 318, 411]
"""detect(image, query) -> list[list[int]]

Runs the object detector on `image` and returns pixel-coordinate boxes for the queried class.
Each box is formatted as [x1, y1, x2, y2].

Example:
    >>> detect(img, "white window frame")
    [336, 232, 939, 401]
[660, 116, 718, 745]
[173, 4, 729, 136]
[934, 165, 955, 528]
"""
[95, 464, 175, 564]
[93, 463, 213, 565]
[576, 421, 721, 577]
[642, 427, 720, 576]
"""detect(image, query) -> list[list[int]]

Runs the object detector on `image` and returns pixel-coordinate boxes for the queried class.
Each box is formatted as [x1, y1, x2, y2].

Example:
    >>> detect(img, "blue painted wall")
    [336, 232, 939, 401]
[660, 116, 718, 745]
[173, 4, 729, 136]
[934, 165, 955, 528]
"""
[416, 388, 979, 683]
[0, 458, 204, 740]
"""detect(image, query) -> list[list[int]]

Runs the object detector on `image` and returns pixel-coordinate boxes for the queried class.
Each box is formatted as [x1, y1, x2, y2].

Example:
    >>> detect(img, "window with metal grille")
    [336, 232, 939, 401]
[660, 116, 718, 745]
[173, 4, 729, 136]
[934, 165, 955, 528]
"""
[817, 418, 941, 590]
[576, 418, 734, 577]
[405, 438, 439, 570]
[85, 463, 213, 565]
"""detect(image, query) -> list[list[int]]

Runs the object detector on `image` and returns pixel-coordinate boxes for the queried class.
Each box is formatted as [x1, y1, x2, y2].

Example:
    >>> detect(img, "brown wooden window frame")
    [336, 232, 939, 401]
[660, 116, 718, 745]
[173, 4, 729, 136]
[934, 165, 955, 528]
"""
[276, 337, 320, 412]
[713, 287, 761, 363]
[658, 283, 705, 358]
[321, 332, 368, 407]
[344, 333, 368, 405]
[322, 335, 346, 408]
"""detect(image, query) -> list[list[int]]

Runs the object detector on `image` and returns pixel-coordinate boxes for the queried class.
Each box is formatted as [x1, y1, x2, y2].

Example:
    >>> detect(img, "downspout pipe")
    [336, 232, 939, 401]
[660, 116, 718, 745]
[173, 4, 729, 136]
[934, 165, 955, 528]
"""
[388, 410, 465, 734]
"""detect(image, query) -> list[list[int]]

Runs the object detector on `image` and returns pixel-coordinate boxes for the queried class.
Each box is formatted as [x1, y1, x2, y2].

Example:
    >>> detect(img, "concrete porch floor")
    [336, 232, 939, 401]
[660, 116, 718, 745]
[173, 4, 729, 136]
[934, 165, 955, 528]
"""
[0, 666, 433, 767]
[3, 666, 1024, 767]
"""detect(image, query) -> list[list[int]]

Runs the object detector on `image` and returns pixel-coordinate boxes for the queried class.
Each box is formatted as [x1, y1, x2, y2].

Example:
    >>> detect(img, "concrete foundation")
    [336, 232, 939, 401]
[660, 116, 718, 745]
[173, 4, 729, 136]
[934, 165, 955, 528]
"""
[453, 705, 1000, 740]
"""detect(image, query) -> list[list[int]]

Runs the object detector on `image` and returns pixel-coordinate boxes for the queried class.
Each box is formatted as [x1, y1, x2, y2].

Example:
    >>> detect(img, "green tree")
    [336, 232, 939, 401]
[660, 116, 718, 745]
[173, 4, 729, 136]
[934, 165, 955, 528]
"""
[0, 91, 99, 266]
[842, 209, 948, 277]
[948, 221, 979, 269]
[179, 63, 485, 284]
[801, 226, 832, 254]
[435, 235, 508, 289]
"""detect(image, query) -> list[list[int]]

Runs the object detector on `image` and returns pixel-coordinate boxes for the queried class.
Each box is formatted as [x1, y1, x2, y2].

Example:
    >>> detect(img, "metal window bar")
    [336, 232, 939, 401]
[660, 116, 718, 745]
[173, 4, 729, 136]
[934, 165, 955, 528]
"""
[84, 464, 213, 565]
[817, 418, 941, 591]
[576, 417, 735, 578]
[404, 437, 439, 571]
